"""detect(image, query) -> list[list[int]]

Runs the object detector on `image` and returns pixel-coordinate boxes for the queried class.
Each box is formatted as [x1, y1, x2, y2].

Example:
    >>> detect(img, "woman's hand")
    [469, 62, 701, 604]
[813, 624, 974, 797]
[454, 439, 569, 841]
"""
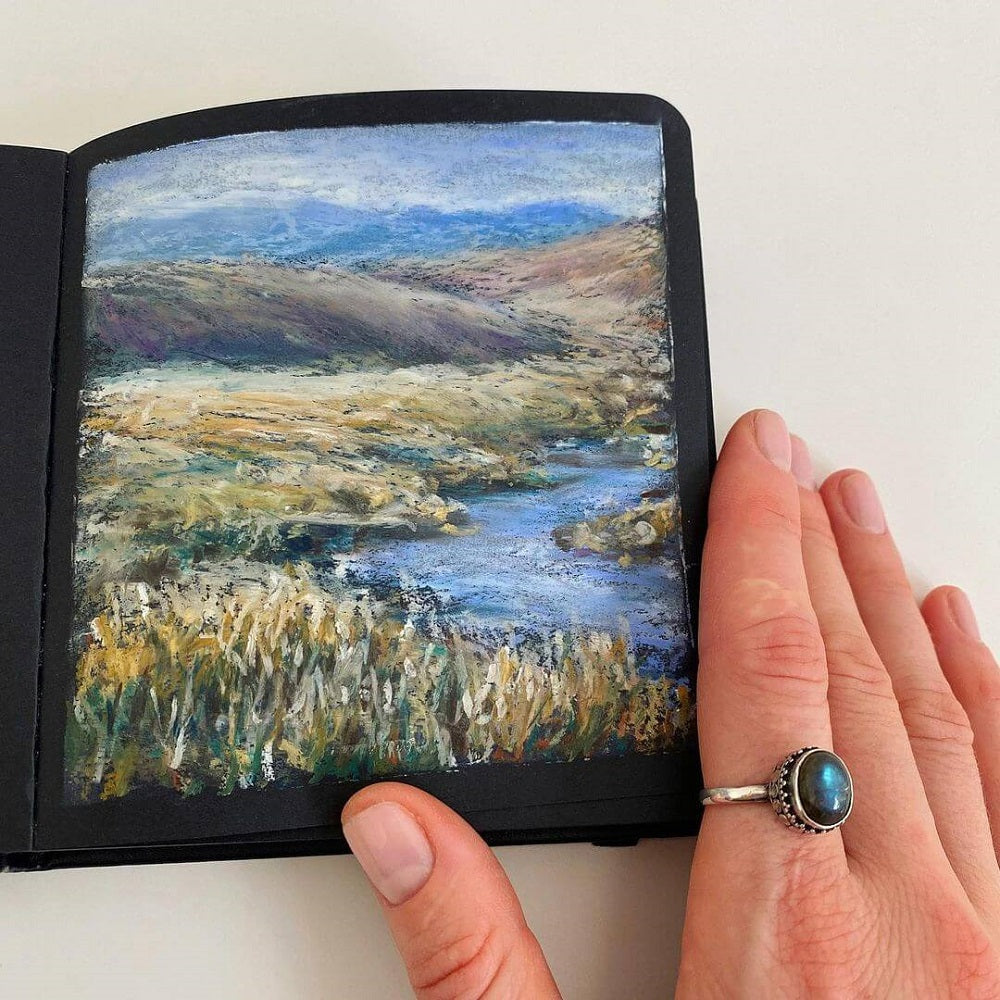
[678, 411, 1000, 998]
[342, 410, 1000, 998]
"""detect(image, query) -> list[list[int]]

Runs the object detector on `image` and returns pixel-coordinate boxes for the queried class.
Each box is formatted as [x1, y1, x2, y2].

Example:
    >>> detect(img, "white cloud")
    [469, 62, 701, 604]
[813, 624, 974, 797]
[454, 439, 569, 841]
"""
[86, 121, 664, 230]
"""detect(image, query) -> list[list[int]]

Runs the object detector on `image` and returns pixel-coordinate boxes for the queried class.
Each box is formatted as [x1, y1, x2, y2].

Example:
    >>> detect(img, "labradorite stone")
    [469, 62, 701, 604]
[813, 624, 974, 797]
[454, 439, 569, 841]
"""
[796, 751, 852, 827]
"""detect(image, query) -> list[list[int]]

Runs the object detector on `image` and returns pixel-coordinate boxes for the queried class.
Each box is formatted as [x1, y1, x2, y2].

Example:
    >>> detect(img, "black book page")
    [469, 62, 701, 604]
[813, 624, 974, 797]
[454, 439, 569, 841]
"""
[32, 92, 712, 863]
[0, 146, 66, 857]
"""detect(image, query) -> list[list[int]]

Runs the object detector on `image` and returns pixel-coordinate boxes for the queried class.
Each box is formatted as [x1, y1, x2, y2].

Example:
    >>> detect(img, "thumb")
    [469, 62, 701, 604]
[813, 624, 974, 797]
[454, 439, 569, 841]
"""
[342, 782, 561, 1000]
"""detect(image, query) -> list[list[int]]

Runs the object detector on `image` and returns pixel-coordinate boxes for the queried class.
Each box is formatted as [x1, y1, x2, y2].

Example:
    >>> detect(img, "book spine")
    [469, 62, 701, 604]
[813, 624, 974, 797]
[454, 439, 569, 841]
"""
[0, 145, 67, 858]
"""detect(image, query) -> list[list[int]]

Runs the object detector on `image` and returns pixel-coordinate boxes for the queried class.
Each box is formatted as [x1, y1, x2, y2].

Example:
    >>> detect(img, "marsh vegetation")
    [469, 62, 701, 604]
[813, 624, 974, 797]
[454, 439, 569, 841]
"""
[67, 218, 694, 800]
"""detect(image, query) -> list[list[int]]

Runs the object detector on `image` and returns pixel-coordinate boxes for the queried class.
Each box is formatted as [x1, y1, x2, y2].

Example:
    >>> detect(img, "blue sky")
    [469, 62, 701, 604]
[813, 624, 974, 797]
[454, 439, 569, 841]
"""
[84, 122, 665, 271]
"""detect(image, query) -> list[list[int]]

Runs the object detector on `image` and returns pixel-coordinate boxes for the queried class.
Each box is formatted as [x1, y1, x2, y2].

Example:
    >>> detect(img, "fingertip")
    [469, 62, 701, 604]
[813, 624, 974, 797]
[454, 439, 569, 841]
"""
[720, 409, 790, 468]
[923, 586, 997, 728]
[341, 795, 435, 905]
[820, 469, 886, 535]
[719, 409, 759, 448]
[920, 584, 954, 621]
[922, 585, 982, 643]
[341, 786, 559, 997]
[342, 780, 432, 824]
[817, 469, 855, 522]
[342, 781, 509, 898]
[710, 411, 795, 514]
[342, 782, 477, 871]
[750, 408, 792, 471]
[818, 467, 862, 500]
[789, 434, 815, 490]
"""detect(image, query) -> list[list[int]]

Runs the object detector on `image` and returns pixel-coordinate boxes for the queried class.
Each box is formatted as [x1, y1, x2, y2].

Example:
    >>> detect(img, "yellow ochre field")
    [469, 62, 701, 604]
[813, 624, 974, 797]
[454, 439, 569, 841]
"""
[67, 218, 694, 800]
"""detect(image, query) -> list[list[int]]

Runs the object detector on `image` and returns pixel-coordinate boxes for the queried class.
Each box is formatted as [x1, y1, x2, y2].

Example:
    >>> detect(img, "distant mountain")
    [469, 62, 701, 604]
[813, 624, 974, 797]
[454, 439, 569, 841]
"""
[85, 199, 619, 272]
[84, 261, 566, 372]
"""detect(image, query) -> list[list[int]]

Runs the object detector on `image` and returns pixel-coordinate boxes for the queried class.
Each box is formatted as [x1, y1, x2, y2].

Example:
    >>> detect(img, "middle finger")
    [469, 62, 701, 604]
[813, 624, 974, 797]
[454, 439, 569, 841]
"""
[792, 440, 942, 873]
[821, 468, 1000, 912]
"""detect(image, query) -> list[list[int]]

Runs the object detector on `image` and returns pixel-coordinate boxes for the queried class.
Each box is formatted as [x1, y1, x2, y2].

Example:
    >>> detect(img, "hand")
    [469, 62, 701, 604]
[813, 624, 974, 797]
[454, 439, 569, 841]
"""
[678, 411, 1000, 998]
[341, 410, 1000, 998]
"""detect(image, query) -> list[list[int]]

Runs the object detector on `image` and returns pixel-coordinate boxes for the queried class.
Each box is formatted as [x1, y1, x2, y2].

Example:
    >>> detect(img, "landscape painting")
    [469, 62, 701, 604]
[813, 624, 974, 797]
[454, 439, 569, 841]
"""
[65, 122, 694, 802]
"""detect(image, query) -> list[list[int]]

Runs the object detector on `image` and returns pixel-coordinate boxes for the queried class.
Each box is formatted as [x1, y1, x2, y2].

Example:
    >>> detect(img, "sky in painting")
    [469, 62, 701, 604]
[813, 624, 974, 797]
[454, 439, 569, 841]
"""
[84, 122, 664, 272]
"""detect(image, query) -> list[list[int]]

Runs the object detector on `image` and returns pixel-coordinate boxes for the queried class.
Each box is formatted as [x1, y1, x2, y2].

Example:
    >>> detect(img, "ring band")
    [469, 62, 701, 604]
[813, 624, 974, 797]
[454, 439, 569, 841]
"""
[700, 747, 853, 834]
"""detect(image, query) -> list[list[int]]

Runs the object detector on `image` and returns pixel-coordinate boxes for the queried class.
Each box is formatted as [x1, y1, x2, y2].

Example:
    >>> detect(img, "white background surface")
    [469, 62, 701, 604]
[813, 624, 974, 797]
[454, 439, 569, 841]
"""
[1, 3, 997, 997]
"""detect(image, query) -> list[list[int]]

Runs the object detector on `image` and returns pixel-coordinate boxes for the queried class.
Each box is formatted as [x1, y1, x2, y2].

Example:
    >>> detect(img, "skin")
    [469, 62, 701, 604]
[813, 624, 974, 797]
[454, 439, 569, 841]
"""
[342, 410, 1000, 999]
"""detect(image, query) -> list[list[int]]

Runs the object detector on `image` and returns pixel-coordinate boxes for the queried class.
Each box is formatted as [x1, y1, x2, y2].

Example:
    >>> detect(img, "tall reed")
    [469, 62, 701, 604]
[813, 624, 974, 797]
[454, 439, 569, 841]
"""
[67, 565, 691, 799]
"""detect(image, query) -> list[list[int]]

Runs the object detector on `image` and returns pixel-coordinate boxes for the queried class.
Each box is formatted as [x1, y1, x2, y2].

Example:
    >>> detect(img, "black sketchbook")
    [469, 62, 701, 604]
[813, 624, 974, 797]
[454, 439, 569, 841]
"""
[0, 91, 712, 871]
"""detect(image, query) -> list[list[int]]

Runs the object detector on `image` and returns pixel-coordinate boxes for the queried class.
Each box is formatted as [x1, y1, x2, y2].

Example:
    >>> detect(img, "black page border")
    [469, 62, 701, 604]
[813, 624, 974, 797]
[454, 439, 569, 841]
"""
[0, 146, 66, 855]
[34, 91, 713, 860]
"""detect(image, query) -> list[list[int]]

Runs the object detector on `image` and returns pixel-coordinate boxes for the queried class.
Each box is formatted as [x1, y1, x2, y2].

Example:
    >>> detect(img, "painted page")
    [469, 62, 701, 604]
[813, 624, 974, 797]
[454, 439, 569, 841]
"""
[65, 122, 693, 805]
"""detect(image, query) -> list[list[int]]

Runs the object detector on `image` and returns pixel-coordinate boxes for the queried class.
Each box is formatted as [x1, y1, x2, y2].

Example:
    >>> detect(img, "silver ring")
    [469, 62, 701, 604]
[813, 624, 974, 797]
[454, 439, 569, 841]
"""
[700, 747, 853, 834]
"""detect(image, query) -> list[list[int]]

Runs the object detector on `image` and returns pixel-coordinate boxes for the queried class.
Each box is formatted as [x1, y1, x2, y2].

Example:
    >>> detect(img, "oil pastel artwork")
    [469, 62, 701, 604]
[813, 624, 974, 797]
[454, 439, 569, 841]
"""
[65, 122, 694, 802]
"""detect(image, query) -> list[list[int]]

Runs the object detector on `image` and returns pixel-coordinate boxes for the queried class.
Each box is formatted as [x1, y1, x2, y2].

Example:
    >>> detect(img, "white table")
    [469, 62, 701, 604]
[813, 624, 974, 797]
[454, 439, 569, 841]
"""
[1, 3, 996, 996]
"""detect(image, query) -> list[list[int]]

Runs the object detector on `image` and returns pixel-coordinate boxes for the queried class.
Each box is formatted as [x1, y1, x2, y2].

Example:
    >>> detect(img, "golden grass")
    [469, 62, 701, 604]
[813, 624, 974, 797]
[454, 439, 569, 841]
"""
[68, 227, 689, 799]
[74, 356, 673, 590]
[67, 565, 691, 798]
[80, 363, 594, 547]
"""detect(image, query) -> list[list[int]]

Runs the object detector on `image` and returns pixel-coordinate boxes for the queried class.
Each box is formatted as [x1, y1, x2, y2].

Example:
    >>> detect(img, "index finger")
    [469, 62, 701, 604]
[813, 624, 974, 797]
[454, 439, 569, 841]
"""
[697, 411, 833, 818]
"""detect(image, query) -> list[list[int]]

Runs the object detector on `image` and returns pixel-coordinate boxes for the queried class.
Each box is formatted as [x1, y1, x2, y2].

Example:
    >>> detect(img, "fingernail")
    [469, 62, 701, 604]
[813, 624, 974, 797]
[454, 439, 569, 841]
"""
[838, 472, 886, 534]
[790, 435, 815, 490]
[948, 589, 982, 641]
[754, 410, 791, 471]
[343, 801, 434, 905]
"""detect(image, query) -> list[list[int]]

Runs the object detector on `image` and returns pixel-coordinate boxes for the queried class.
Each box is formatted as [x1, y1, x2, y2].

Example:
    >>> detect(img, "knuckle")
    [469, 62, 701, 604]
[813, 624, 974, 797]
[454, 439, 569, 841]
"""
[409, 923, 516, 1000]
[849, 563, 913, 603]
[935, 640, 1000, 710]
[971, 654, 1000, 709]
[821, 627, 896, 702]
[897, 684, 975, 749]
[726, 612, 828, 703]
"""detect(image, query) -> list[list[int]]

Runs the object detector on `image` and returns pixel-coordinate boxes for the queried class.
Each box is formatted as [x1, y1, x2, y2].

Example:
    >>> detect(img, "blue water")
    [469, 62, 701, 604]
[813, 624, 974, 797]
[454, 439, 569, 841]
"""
[337, 442, 693, 678]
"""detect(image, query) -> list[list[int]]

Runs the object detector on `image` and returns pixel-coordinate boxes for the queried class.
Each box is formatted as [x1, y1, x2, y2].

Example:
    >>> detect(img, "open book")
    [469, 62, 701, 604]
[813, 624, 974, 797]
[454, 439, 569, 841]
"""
[0, 91, 713, 870]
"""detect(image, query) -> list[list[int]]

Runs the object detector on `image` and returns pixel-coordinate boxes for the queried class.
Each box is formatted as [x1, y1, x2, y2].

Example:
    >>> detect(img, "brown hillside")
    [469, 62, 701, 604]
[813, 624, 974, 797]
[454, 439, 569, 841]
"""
[377, 217, 668, 350]
[84, 260, 565, 370]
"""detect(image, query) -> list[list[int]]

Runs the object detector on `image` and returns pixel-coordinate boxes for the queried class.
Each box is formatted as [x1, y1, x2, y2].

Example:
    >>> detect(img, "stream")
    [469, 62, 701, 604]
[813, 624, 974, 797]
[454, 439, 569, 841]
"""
[337, 440, 693, 677]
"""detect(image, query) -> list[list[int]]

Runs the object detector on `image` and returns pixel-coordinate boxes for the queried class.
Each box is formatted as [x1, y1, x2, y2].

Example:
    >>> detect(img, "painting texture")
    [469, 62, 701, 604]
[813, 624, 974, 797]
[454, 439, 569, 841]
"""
[65, 123, 694, 801]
